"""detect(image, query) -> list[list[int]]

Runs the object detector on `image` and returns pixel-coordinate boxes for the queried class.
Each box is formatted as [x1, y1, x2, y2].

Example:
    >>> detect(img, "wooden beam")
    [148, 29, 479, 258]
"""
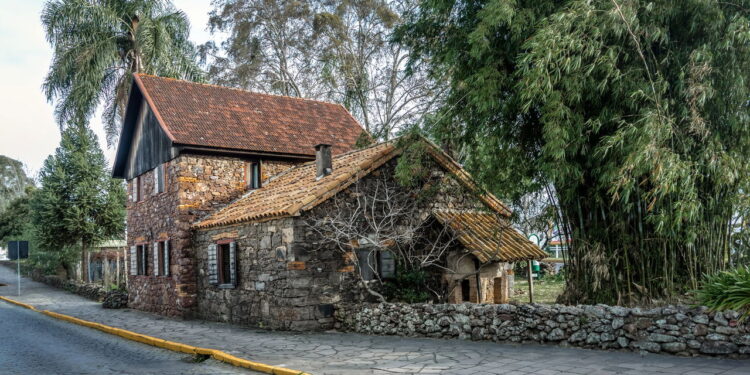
[528, 261, 534, 304]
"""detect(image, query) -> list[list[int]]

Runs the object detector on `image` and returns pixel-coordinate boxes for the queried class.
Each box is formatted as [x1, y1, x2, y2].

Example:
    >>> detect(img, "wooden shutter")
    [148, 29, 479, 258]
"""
[154, 164, 164, 194]
[163, 240, 170, 276]
[379, 250, 395, 278]
[132, 178, 138, 202]
[129, 246, 137, 275]
[229, 241, 237, 286]
[153, 168, 158, 195]
[153, 242, 159, 276]
[357, 249, 377, 281]
[163, 162, 169, 191]
[208, 244, 218, 284]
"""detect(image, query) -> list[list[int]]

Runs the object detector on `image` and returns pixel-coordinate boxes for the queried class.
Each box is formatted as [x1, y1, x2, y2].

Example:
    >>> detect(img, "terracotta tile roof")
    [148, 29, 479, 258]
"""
[433, 210, 547, 262]
[423, 140, 511, 216]
[194, 139, 515, 239]
[194, 142, 401, 229]
[133, 74, 365, 156]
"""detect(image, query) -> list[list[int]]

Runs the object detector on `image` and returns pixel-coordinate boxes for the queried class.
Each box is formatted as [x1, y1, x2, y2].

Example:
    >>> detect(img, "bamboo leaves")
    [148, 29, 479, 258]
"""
[400, 0, 750, 304]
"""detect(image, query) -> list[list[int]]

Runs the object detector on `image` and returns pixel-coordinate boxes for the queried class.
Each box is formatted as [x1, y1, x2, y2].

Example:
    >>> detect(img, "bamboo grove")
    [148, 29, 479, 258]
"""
[398, 0, 750, 304]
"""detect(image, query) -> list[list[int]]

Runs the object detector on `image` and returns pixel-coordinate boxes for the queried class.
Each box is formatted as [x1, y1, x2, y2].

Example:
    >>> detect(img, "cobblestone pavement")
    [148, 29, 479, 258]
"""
[0, 299, 244, 374]
[1, 266, 749, 375]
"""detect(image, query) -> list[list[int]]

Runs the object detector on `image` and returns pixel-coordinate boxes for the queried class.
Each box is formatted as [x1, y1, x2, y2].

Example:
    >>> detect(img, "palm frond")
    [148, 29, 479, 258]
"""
[42, 0, 204, 144]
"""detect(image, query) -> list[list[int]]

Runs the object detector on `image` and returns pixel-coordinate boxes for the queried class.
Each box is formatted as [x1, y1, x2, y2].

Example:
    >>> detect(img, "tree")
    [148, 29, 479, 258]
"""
[202, 0, 443, 138]
[305, 169, 461, 302]
[42, 0, 204, 145]
[32, 123, 125, 281]
[200, 0, 322, 98]
[0, 188, 35, 245]
[313, 0, 443, 138]
[398, 0, 750, 304]
[305, 142, 512, 303]
[0, 156, 34, 212]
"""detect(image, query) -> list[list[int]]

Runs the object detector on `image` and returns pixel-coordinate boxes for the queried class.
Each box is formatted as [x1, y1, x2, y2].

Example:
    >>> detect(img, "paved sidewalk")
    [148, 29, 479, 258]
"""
[1, 267, 749, 375]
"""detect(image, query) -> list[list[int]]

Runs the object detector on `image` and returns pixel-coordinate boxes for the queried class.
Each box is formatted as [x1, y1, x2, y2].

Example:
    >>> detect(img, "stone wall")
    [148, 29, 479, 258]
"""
[126, 154, 248, 316]
[261, 160, 297, 182]
[335, 302, 750, 358]
[125, 152, 306, 318]
[193, 217, 359, 330]
[126, 160, 188, 315]
[30, 273, 108, 302]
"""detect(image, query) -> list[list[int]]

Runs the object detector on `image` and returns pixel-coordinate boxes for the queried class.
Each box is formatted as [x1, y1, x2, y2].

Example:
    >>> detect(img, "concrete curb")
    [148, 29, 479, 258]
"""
[0, 296, 309, 375]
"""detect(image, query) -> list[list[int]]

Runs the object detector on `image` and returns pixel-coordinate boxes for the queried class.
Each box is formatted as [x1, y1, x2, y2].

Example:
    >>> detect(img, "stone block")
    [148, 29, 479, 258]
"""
[288, 261, 306, 270]
[694, 324, 708, 336]
[700, 341, 738, 354]
[649, 333, 676, 343]
[632, 341, 661, 353]
[661, 342, 686, 353]
[692, 314, 710, 324]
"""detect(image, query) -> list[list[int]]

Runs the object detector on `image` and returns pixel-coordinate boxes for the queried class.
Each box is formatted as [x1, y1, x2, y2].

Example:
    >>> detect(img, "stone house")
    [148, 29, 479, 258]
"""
[113, 74, 546, 330]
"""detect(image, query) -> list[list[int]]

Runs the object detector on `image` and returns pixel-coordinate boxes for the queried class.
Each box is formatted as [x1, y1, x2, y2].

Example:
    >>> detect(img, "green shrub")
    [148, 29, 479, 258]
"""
[383, 266, 432, 303]
[696, 266, 750, 318]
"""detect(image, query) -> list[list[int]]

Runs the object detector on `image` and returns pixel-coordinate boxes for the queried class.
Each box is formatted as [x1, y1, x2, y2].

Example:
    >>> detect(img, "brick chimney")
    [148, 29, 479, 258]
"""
[315, 144, 332, 179]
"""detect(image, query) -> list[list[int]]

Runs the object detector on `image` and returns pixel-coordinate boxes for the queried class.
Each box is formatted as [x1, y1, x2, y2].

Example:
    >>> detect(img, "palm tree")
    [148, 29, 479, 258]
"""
[42, 0, 204, 145]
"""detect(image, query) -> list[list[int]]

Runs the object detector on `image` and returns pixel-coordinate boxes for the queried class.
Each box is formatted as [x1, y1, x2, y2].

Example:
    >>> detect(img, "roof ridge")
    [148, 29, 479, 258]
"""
[134, 73, 352, 109]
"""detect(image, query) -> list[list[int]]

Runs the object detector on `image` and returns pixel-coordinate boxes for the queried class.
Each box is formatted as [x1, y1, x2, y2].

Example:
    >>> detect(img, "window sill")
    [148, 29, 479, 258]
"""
[218, 284, 236, 289]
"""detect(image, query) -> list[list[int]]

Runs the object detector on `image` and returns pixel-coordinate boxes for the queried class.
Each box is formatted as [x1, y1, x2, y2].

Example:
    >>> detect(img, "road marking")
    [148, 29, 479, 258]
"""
[0, 296, 309, 375]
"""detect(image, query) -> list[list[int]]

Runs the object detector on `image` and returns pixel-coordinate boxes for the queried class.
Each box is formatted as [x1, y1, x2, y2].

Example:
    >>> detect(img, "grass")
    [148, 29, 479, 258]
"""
[509, 276, 565, 304]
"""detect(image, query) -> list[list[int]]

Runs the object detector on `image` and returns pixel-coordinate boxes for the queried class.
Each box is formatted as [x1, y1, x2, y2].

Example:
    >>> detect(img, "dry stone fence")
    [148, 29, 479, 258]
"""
[335, 302, 750, 358]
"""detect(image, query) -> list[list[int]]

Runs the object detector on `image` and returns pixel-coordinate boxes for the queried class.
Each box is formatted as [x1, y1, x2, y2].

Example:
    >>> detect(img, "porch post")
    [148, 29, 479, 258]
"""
[527, 261, 534, 304]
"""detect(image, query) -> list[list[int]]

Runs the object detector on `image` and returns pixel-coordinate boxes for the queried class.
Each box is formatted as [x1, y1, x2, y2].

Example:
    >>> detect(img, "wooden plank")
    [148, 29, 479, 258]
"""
[528, 261, 534, 304]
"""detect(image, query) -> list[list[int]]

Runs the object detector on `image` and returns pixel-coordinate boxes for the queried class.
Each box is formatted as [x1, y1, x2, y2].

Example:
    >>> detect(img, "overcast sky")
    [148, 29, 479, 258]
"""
[0, 0, 214, 178]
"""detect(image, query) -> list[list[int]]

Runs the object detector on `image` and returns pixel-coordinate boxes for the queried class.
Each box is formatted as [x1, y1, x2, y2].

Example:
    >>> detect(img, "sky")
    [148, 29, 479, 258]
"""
[0, 0, 215, 179]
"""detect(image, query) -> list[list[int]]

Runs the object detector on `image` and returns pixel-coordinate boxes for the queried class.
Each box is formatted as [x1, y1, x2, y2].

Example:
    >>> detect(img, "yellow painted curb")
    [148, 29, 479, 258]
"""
[0, 296, 38, 311]
[0, 296, 309, 375]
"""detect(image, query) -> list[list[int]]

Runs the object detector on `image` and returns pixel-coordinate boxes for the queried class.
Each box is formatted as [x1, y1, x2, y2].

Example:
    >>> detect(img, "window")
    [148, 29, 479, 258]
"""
[154, 164, 165, 194]
[157, 242, 164, 275]
[219, 243, 231, 284]
[246, 162, 260, 189]
[208, 241, 237, 287]
[356, 248, 395, 280]
[135, 244, 149, 275]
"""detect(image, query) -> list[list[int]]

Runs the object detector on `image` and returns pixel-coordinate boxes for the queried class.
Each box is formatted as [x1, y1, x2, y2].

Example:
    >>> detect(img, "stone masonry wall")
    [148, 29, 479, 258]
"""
[127, 161, 184, 315]
[335, 302, 750, 358]
[261, 160, 297, 182]
[127, 152, 303, 318]
[128, 153, 250, 316]
[194, 217, 359, 330]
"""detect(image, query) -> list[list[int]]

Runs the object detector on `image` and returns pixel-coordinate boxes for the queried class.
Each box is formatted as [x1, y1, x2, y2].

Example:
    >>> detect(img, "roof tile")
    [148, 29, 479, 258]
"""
[134, 74, 365, 156]
[194, 139, 543, 261]
[433, 210, 547, 262]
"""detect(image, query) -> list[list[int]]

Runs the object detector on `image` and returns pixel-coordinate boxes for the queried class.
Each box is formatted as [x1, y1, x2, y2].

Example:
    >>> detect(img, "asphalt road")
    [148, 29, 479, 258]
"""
[0, 301, 246, 375]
